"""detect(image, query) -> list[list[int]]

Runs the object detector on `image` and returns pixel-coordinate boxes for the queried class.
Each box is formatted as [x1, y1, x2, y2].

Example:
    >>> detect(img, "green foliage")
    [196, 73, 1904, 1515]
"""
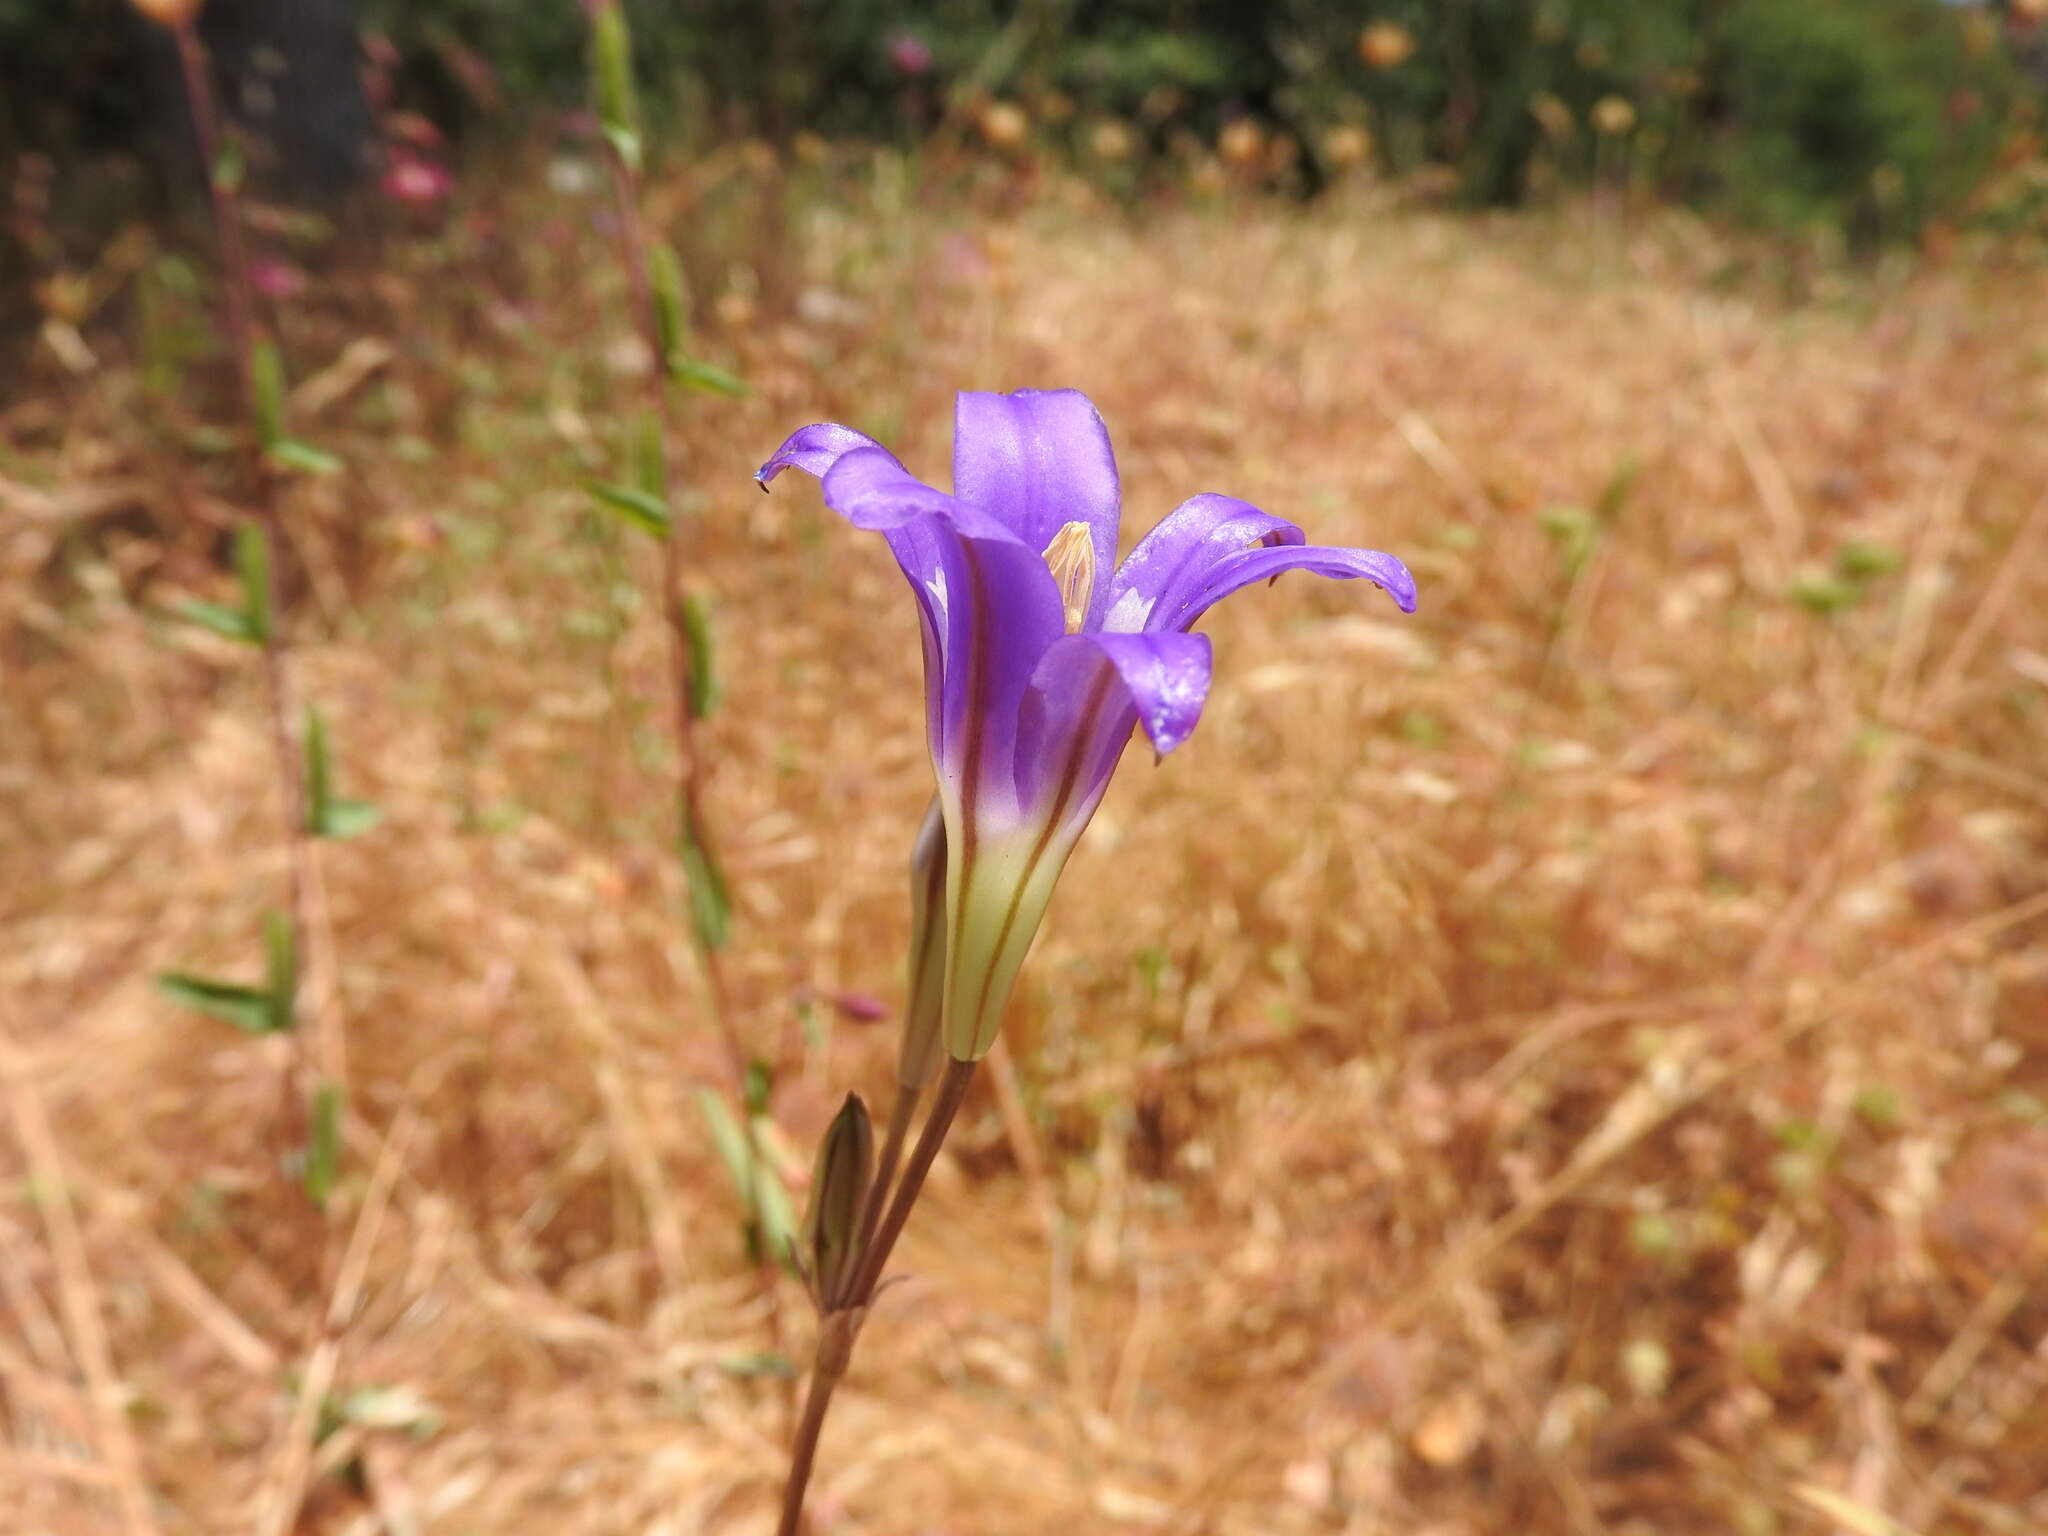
[2, 0, 2036, 247]
[157, 911, 296, 1035]
[180, 521, 273, 643]
[1718, 0, 2016, 241]
[681, 593, 720, 720]
[587, 479, 670, 538]
[694, 1087, 799, 1269]
[680, 810, 731, 953]
[590, 0, 643, 169]
[251, 338, 287, 447]
[304, 1080, 342, 1206]
[305, 707, 382, 840]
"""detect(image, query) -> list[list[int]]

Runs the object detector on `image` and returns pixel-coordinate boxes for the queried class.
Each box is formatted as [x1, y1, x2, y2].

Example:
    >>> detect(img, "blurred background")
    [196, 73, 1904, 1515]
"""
[4, 2, 2048, 1533]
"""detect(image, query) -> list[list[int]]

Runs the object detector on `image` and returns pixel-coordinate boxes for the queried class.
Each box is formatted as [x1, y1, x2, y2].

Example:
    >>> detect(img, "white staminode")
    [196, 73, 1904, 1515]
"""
[1101, 587, 1154, 634]
[1041, 521, 1097, 634]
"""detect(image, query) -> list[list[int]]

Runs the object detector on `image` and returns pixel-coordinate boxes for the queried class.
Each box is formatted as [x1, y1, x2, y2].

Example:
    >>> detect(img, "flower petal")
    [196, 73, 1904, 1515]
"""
[755, 421, 885, 484]
[952, 390, 1121, 627]
[1153, 540, 1418, 633]
[1102, 493, 1306, 632]
[819, 445, 1016, 543]
[1035, 630, 1214, 757]
[1014, 629, 1212, 828]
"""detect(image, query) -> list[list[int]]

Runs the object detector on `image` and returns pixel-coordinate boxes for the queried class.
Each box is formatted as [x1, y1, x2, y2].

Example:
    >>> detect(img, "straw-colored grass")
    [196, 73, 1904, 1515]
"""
[4, 165, 2046, 1534]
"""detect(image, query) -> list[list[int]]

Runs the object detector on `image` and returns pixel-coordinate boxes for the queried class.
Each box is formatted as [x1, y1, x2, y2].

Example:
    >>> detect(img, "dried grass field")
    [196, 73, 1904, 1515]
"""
[4, 168, 2048, 1534]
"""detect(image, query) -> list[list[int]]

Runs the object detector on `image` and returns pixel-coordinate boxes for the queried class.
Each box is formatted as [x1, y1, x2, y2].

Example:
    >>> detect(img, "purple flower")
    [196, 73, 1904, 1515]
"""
[758, 390, 1416, 1060]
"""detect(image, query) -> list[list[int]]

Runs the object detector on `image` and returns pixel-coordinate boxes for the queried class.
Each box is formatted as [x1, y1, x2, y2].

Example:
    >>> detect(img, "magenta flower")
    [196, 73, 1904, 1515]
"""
[887, 31, 934, 76]
[758, 390, 1415, 1060]
[380, 153, 454, 206]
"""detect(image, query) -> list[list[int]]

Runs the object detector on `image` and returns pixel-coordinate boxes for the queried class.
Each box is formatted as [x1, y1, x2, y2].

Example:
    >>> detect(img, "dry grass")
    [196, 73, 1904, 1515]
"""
[4, 162, 2048, 1534]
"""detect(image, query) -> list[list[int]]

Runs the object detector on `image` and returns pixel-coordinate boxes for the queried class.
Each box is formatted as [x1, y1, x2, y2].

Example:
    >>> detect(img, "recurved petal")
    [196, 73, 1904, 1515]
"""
[820, 446, 1017, 542]
[1154, 540, 1417, 634]
[1101, 493, 1305, 632]
[756, 421, 885, 483]
[1057, 630, 1214, 756]
[952, 390, 1121, 626]
[1014, 629, 1212, 829]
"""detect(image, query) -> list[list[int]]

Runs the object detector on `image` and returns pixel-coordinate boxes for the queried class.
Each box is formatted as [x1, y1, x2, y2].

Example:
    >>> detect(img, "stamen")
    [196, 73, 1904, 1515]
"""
[1041, 521, 1096, 634]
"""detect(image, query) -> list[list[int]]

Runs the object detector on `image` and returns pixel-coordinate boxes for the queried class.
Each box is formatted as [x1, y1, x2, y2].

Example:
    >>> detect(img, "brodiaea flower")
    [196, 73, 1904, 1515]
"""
[758, 391, 1416, 1060]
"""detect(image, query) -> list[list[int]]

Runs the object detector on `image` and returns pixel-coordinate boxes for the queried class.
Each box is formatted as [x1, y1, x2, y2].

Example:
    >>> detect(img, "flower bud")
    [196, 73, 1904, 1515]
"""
[897, 799, 948, 1090]
[130, 0, 204, 27]
[802, 1093, 874, 1308]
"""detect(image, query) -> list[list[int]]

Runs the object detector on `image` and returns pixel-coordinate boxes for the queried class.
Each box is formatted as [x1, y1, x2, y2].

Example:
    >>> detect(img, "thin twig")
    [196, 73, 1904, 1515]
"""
[254, 1108, 420, 1536]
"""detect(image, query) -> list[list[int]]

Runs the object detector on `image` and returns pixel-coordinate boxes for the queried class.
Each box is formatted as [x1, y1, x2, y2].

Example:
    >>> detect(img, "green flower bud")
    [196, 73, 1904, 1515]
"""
[803, 1093, 874, 1308]
[897, 799, 948, 1090]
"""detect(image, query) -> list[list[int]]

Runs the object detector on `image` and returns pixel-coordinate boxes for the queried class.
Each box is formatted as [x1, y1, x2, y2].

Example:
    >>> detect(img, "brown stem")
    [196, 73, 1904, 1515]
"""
[172, 22, 254, 407]
[172, 17, 331, 1105]
[777, 1060, 977, 1534]
[844, 1058, 976, 1307]
[776, 1333, 846, 1536]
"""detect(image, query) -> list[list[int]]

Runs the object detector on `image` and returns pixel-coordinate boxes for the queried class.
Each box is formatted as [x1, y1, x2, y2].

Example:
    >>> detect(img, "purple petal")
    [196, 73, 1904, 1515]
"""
[952, 390, 1121, 627]
[927, 530, 1066, 824]
[1152, 540, 1418, 634]
[756, 421, 884, 484]
[819, 446, 1017, 543]
[1101, 493, 1306, 631]
[1015, 631, 1212, 826]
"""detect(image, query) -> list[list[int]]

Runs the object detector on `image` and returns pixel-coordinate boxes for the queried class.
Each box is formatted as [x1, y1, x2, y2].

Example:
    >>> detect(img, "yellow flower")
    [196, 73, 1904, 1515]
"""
[1591, 96, 1636, 138]
[1218, 118, 1265, 168]
[1089, 119, 1136, 163]
[1358, 21, 1416, 70]
[1320, 124, 1375, 169]
[1529, 93, 1574, 141]
[977, 100, 1030, 150]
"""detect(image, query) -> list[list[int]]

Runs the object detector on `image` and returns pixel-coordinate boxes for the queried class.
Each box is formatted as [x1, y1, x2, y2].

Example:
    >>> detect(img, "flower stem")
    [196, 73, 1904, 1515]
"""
[846, 1057, 976, 1308]
[778, 1059, 975, 1533]
[775, 1341, 845, 1536]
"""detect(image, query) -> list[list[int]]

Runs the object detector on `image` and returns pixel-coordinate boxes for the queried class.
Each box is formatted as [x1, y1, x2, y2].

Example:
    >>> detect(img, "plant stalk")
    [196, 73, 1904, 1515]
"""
[173, 16, 334, 1105]
[590, 22, 789, 1392]
[778, 1059, 977, 1533]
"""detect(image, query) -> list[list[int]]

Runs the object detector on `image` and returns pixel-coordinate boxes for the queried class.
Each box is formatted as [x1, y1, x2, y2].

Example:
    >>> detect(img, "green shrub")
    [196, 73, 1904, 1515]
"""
[1713, 0, 2016, 242]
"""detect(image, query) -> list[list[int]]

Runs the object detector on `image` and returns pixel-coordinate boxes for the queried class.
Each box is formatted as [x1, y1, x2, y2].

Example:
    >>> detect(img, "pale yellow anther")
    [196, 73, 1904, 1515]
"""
[1042, 521, 1096, 634]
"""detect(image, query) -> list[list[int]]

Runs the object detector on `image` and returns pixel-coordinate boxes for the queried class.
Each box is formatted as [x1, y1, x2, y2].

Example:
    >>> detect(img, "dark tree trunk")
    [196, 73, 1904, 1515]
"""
[147, 0, 375, 200]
